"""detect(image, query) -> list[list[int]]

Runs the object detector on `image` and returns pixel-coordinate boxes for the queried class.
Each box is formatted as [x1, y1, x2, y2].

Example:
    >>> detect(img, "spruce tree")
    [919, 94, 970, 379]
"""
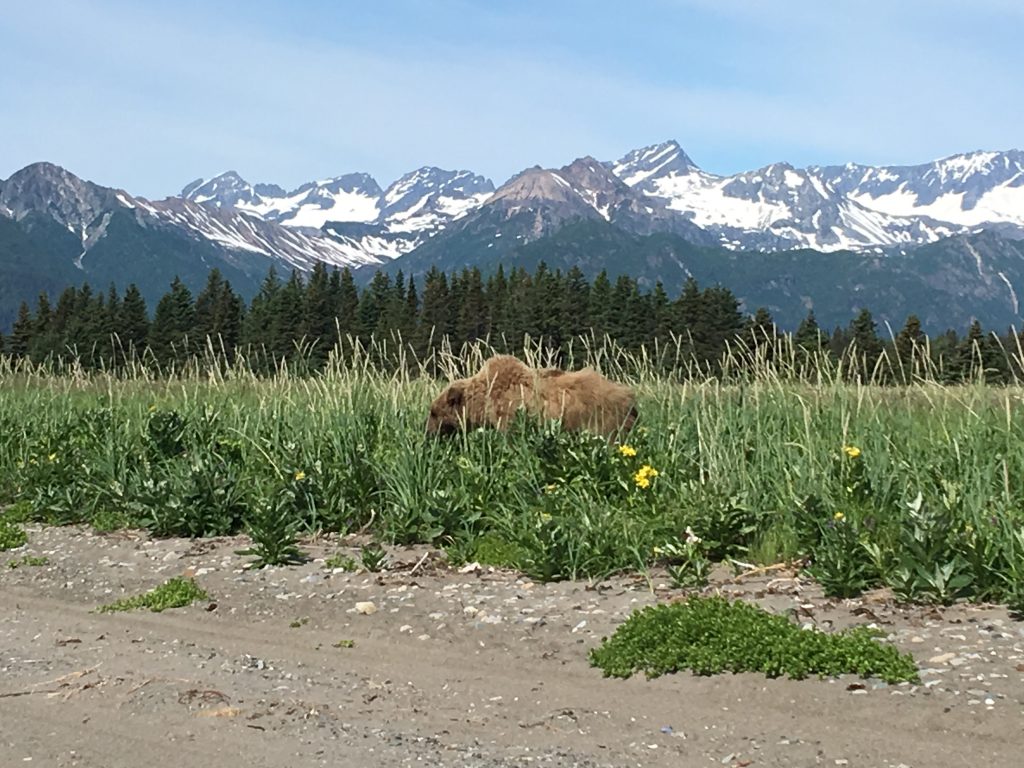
[588, 270, 613, 341]
[674, 277, 706, 361]
[242, 266, 282, 362]
[794, 310, 824, 351]
[195, 269, 243, 361]
[955, 320, 1005, 383]
[303, 262, 336, 365]
[416, 267, 450, 360]
[357, 271, 391, 345]
[8, 301, 34, 358]
[456, 268, 488, 345]
[562, 266, 591, 344]
[403, 275, 420, 343]
[741, 306, 778, 372]
[847, 308, 885, 382]
[118, 284, 150, 362]
[334, 268, 360, 349]
[702, 285, 745, 369]
[30, 291, 56, 362]
[272, 270, 307, 361]
[894, 314, 927, 382]
[148, 277, 196, 368]
[485, 266, 508, 348]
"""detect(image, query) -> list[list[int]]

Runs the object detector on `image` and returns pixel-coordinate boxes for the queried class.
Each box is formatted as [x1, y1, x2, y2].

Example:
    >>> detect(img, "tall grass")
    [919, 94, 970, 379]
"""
[1, 333, 1023, 608]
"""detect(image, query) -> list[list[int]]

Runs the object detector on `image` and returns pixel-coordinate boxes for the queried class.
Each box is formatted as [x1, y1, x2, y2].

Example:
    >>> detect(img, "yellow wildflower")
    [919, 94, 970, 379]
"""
[843, 445, 861, 459]
[834, 511, 845, 521]
[294, 470, 306, 482]
[540, 512, 552, 522]
[618, 444, 637, 458]
[16, 460, 24, 469]
[543, 483, 559, 494]
[633, 465, 659, 489]
[47, 453, 57, 463]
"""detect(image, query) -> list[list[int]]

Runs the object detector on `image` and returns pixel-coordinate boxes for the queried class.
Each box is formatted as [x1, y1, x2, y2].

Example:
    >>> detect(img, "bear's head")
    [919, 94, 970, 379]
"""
[425, 381, 468, 437]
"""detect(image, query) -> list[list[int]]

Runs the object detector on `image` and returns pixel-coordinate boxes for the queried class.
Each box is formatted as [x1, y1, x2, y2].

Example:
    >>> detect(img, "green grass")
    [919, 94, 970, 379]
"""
[1, 336, 1023, 607]
[589, 596, 920, 683]
[97, 576, 209, 613]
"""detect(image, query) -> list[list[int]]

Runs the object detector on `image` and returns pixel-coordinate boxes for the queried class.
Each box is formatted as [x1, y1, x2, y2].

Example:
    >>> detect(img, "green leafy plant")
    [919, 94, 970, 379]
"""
[7, 554, 48, 568]
[806, 511, 879, 598]
[324, 552, 359, 571]
[98, 577, 208, 613]
[590, 596, 919, 684]
[236, 485, 306, 569]
[359, 543, 389, 572]
[658, 527, 712, 589]
[0, 517, 28, 551]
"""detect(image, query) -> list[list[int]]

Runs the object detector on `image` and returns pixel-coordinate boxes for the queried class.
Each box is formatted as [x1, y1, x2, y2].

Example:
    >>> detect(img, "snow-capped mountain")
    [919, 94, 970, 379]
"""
[813, 150, 1024, 230]
[183, 171, 383, 229]
[183, 166, 495, 261]
[1, 162, 381, 274]
[178, 143, 1024, 264]
[608, 141, 978, 251]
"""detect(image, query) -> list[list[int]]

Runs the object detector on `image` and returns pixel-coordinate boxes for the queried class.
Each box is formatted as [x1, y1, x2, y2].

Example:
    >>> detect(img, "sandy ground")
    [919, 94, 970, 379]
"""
[1, 525, 1023, 768]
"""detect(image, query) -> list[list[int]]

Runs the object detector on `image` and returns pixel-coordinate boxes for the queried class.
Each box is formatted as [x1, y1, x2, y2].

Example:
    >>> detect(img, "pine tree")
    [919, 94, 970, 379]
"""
[334, 268, 360, 349]
[894, 314, 927, 383]
[847, 308, 885, 382]
[403, 275, 420, 344]
[303, 262, 336, 366]
[955, 319, 1005, 383]
[588, 270, 613, 341]
[29, 291, 56, 362]
[272, 270, 307, 361]
[378, 269, 411, 343]
[828, 326, 850, 361]
[562, 266, 591, 344]
[794, 310, 824, 351]
[734, 306, 777, 373]
[357, 270, 391, 344]
[456, 268, 488, 345]
[8, 301, 34, 358]
[118, 284, 150, 363]
[609, 274, 638, 346]
[416, 267, 450, 360]
[674, 277, 706, 361]
[148, 277, 196, 368]
[702, 285, 745, 369]
[242, 267, 282, 363]
[195, 269, 243, 361]
[485, 266, 509, 348]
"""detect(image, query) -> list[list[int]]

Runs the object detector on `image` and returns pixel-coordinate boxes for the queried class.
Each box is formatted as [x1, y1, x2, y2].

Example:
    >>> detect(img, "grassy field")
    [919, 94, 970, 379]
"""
[1, 337, 1023, 610]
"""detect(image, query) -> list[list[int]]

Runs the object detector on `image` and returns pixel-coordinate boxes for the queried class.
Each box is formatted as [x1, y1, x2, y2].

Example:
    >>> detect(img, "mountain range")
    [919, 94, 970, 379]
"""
[2, 141, 1024, 334]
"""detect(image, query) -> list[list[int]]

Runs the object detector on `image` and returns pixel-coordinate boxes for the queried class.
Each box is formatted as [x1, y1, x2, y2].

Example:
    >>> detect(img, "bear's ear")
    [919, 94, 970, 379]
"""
[446, 383, 465, 408]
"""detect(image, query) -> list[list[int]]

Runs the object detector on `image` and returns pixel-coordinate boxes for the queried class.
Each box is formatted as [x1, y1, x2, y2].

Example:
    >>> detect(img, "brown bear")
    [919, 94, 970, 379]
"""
[425, 354, 638, 439]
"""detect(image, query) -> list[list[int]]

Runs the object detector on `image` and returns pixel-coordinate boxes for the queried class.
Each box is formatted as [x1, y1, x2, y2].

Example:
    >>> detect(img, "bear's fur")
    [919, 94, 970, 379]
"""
[425, 354, 638, 439]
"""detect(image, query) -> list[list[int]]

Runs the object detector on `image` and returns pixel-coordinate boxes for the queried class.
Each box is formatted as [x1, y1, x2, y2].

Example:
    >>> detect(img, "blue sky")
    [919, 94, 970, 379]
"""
[2, 0, 1021, 197]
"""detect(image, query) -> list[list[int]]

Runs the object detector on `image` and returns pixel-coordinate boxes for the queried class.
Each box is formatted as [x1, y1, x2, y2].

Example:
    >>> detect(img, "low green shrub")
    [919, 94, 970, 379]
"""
[589, 596, 919, 684]
[98, 576, 209, 613]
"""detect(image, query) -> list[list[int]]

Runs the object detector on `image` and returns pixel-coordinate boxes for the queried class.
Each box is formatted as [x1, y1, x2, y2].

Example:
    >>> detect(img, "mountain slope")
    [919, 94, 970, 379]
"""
[183, 166, 495, 262]
[609, 142, 968, 251]
[374, 217, 1024, 333]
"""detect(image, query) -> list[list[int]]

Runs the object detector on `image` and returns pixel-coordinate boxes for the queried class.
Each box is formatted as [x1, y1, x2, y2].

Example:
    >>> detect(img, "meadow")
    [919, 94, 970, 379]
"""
[1, 335, 1023, 611]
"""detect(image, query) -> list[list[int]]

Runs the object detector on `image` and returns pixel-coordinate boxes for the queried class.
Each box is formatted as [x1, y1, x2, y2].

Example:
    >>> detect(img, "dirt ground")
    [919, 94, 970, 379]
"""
[1, 525, 1022, 768]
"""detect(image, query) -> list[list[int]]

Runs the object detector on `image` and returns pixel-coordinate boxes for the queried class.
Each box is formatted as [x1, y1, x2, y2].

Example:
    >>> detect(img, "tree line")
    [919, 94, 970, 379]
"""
[1, 262, 1021, 382]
